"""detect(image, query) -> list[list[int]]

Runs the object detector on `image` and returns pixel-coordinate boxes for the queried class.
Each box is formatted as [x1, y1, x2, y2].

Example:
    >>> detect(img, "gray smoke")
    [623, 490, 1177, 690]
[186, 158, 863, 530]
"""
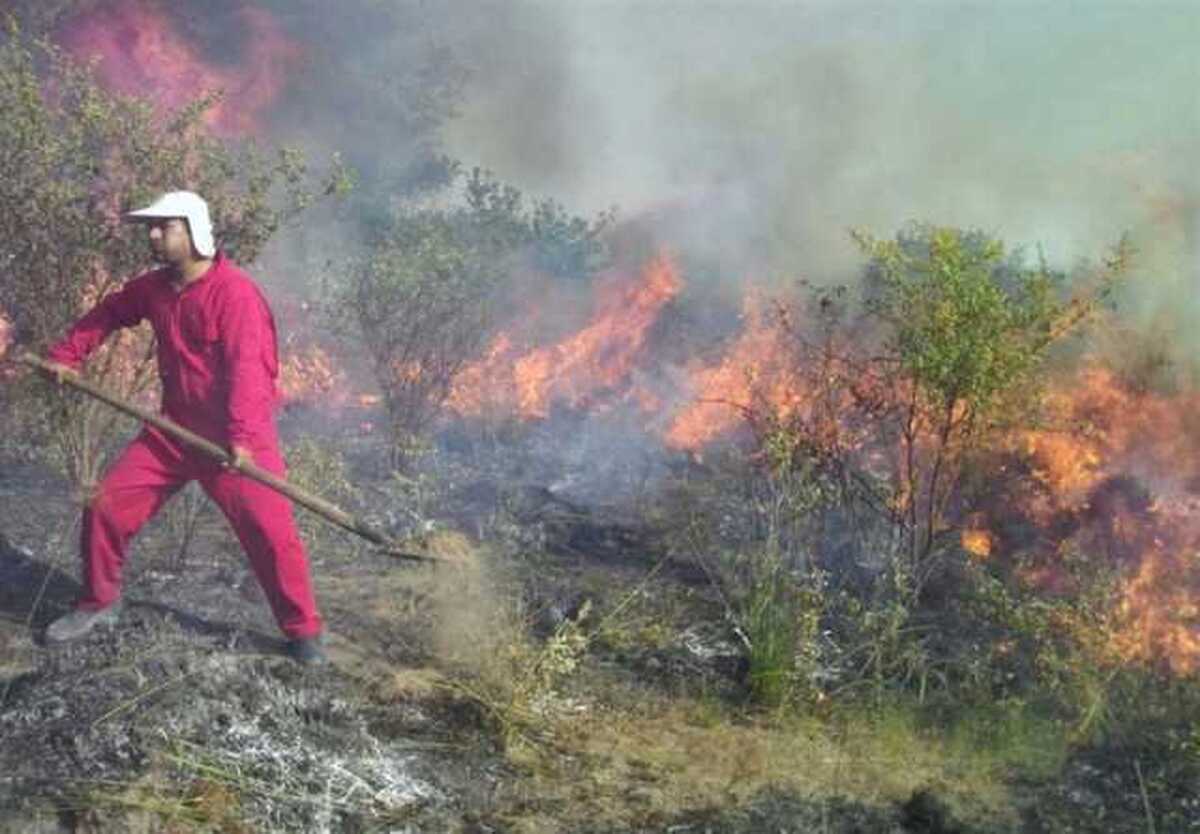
[21, 0, 1200, 363]
[439, 1, 1199, 357]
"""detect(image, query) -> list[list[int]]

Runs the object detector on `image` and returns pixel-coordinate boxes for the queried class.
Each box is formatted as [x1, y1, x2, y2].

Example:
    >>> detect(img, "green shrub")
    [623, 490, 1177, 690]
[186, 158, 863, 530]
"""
[327, 168, 612, 468]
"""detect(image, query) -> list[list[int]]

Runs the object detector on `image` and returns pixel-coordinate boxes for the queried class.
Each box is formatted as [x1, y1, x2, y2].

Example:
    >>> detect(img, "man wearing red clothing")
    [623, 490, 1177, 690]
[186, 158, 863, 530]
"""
[42, 191, 325, 664]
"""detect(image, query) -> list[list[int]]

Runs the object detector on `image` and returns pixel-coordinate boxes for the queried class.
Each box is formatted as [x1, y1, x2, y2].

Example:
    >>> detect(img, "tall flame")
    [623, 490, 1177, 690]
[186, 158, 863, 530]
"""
[448, 251, 682, 419]
[1111, 524, 1200, 676]
[983, 364, 1200, 674]
[58, 0, 301, 136]
[663, 295, 803, 450]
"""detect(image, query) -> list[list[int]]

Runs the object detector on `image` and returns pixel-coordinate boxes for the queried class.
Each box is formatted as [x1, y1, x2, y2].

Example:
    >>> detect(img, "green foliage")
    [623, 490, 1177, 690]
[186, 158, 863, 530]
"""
[333, 208, 492, 466]
[955, 554, 1200, 831]
[462, 167, 615, 280]
[0, 24, 346, 488]
[330, 168, 613, 466]
[661, 442, 834, 708]
[852, 223, 1127, 564]
[741, 547, 827, 708]
[712, 224, 1132, 711]
[959, 548, 1178, 743]
[857, 225, 1059, 416]
[741, 545, 798, 707]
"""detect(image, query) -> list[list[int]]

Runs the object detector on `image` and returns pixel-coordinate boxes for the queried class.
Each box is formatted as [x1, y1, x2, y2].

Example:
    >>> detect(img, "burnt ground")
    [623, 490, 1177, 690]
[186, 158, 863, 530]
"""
[0, 416, 1195, 833]
[0, 428, 860, 834]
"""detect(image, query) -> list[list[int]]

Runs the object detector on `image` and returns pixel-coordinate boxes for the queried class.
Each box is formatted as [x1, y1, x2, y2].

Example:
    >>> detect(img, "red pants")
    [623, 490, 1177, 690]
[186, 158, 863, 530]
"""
[78, 428, 322, 639]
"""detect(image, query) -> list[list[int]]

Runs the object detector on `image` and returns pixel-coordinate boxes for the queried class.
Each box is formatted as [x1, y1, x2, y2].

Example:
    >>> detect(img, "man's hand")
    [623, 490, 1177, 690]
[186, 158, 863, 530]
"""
[43, 360, 79, 386]
[229, 444, 254, 470]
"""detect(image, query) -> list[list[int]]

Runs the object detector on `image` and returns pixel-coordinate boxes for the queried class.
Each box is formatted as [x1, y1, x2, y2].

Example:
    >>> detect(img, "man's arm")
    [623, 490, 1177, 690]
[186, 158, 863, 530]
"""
[41, 360, 79, 385]
[217, 281, 277, 455]
[46, 279, 148, 371]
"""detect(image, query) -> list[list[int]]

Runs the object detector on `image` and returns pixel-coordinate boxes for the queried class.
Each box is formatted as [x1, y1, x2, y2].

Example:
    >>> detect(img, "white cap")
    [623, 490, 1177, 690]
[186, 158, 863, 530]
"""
[125, 191, 216, 257]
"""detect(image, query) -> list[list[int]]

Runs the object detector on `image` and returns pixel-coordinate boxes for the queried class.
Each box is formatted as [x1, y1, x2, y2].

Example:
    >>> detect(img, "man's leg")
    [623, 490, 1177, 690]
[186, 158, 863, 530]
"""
[78, 431, 188, 610]
[200, 444, 322, 640]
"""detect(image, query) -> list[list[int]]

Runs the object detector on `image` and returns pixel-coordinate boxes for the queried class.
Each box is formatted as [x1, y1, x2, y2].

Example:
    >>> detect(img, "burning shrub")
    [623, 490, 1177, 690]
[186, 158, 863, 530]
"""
[852, 224, 1129, 567]
[329, 168, 613, 467]
[737, 227, 1128, 587]
[0, 24, 348, 488]
[663, 225, 1132, 705]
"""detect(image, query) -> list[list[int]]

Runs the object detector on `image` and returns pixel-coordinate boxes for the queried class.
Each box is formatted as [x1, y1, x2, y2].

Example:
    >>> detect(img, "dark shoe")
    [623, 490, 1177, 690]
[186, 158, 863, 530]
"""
[285, 636, 328, 666]
[45, 602, 122, 643]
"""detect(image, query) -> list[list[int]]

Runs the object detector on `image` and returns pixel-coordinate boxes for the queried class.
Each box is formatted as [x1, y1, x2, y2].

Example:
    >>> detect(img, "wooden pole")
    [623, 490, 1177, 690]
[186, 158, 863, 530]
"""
[19, 353, 441, 563]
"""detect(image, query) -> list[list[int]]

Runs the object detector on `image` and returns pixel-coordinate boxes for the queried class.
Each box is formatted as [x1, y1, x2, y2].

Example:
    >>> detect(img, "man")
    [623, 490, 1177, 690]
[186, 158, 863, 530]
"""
[42, 190, 325, 664]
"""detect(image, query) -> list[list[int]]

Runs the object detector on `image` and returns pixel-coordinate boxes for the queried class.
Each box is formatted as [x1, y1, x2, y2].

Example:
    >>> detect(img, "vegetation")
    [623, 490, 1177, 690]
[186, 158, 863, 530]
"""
[0, 19, 1194, 833]
[328, 167, 613, 466]
[0, 23, 348, 489]
[853, 224, 1128, 566]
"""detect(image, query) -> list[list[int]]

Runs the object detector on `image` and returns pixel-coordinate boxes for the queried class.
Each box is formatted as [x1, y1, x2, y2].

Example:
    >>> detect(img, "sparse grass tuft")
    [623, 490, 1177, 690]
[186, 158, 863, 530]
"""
[283, 434, 363, 555]
[439, 597, 590, 752]
[74, 774, 253, 833]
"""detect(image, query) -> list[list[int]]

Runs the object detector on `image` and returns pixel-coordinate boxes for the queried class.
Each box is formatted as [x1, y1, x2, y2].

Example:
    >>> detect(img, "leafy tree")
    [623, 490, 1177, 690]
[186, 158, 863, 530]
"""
[0, 24, 348, 488]
[852, 223, 1129, 570]
[330, 167, 614, 467]
[730, 224, 1130, 699]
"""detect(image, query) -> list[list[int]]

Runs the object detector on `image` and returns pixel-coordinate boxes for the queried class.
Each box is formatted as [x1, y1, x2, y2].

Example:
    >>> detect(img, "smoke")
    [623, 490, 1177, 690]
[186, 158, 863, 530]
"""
[15, 0, 1200, 364]
[442, 1, 1199, 352]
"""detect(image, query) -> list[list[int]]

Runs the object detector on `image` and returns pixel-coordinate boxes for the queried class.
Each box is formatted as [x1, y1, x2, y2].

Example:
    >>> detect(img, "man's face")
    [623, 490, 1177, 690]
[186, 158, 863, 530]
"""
[145, 217, 193, 265]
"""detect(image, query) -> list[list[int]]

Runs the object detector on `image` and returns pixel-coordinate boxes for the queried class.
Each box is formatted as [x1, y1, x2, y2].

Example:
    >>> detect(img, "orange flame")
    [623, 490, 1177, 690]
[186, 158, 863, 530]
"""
[1009, 365, 1200, 515]
[58, 0, 301, 136]
[961, 513, 994, 559]
[1111, 537, 1200, 675]
[278, 344, 342, 407]
[448, 252, 682, 419]
[663, 295, 804, 450]
[983, 364, 1200, 674]
[0, 311, 10, 362]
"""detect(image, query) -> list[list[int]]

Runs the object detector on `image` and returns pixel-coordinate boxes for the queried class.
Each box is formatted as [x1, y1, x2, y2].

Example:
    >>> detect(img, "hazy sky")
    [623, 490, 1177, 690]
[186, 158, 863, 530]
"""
[444, 1, 1198, 326]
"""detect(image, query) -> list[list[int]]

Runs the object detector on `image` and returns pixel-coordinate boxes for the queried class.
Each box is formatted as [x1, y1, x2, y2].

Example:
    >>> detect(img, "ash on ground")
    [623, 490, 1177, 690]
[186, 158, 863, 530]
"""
[0, 593, 460, 833]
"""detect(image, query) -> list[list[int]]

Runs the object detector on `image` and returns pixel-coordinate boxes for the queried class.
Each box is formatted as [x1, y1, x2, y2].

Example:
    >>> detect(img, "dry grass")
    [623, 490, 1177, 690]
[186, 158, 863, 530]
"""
[72, 773, 254, 834]
[486, 695, 1042, 832]
[377, 666, 448, 701]
[353, 534, 1045, 832]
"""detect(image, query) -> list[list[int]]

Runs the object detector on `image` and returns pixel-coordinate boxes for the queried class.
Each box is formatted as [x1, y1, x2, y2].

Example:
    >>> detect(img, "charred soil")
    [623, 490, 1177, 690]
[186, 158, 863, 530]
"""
[0, 423, 1195, 833]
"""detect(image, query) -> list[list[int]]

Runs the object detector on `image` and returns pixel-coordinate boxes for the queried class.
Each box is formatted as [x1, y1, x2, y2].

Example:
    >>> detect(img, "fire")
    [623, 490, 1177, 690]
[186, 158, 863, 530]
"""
[1095, 493, 1200, 676]
[448, 252, 682, 419]
[961, 513, 994, 559]
[663, 295, 803, 450]
[0, 311, 10, 361]
[0, 310, 16, 384]
[1017, 366, 1200, 498]
[1112, 548, 1200, 676]
[979, 363, 1200, 674]
[446, 333, 515, 418]
[278, 344, 341, 407]
[57, 0, 302, 136]
[443, 258, 1199, 675]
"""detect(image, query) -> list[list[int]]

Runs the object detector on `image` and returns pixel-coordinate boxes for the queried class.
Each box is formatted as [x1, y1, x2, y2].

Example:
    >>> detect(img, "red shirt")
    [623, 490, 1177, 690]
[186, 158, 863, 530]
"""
[48, 252, 281, 449]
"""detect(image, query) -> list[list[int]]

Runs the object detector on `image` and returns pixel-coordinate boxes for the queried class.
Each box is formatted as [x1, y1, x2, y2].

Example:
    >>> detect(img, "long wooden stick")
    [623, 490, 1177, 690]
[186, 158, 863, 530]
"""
[19, 353, 441, 563]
